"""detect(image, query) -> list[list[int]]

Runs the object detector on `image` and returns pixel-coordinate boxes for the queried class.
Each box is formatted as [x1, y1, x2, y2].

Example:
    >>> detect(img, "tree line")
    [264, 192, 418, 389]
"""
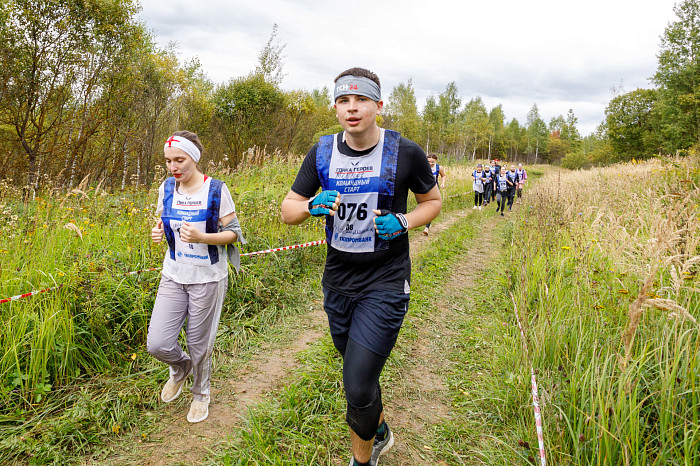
[385, 0, 700, 169]
[1, 0, 698, 192]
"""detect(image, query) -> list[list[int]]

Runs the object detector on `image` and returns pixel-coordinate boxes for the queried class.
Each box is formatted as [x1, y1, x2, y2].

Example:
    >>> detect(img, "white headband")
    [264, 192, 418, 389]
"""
[164, 135, 201, 163]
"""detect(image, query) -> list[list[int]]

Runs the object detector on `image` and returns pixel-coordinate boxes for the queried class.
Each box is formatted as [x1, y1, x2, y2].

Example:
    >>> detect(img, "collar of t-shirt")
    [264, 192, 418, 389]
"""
[175, 175, 209, 195]
[338, 132, 378, 157]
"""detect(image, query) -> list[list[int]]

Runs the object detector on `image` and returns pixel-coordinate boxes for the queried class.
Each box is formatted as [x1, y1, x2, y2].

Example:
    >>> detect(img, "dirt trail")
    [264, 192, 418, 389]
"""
[386, 211, 504, 465]
[98, 200, 505, 466]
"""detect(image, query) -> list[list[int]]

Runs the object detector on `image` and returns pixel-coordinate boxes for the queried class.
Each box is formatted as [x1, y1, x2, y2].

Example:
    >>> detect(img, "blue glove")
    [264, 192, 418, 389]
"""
[308, 190, 340, 217]
[373, 209, 408, 240]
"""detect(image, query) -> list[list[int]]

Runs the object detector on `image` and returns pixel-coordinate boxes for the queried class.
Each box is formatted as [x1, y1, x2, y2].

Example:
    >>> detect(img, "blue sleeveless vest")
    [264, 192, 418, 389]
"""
[316, 129, 401, 252]
[432, 163, 440, 184]
[162, 177, 223, 265]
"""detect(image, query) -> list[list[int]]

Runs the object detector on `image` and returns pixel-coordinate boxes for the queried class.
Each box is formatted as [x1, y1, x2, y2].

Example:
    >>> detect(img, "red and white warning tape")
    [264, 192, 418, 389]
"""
[0, 285, 62, 305]
[240, 239, 326, 257]
[0, 239, 328, 304]
[123, 267, 161, 276]
[510, 293, 547, 466]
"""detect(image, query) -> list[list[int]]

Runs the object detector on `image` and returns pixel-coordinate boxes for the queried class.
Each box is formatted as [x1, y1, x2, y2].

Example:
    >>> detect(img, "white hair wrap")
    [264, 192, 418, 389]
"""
[164, 135, 201, 162]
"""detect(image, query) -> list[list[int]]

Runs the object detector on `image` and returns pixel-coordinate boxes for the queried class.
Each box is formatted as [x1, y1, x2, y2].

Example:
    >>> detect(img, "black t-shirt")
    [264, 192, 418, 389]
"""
[291, 132, 436, 296]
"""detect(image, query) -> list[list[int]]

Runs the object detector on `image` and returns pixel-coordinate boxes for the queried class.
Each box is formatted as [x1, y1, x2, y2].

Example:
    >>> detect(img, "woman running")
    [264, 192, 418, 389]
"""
[148, 130, 245, 423]
[506, 164, 519, 211]
[516, 163, 527, 201]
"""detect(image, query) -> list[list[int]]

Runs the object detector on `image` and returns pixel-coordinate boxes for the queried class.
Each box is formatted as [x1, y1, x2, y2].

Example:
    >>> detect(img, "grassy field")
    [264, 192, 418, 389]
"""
[501, 156, 700, 464]
[0, 153, 697, 465]
[0, 158, 328, 463]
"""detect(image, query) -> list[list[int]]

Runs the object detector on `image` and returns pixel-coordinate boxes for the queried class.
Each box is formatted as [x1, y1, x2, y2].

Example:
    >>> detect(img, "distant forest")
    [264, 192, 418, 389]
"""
[1, 0, 698, 191]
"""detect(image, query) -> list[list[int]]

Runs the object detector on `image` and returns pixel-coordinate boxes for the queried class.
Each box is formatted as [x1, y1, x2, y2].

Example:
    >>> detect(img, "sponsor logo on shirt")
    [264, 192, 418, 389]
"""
[183, 253, 209, 260]
[338, 236, 372, 243]
[335, 166, 374, 175]
[176, 200, 204, 206]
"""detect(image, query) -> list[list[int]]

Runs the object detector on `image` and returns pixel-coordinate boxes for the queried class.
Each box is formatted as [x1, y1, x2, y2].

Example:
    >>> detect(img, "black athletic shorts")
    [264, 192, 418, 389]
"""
[323, 287, 410, 358]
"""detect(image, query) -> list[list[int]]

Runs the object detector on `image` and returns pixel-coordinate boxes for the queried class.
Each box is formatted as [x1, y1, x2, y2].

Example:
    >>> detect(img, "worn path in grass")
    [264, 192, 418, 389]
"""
[382, 204, 507, 465]
[97, 195, 510, 466]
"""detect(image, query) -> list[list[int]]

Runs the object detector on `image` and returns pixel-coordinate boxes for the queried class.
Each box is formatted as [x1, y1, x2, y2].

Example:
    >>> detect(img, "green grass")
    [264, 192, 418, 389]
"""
[0, 159, 327, 464]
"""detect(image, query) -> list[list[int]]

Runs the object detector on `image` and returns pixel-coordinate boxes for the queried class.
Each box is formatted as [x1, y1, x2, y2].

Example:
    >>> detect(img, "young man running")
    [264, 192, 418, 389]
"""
[281, 67, 441, 466]
[495, 169, 510, 216]
[489, 160, 500, 202]
[423, 152, 446, 235]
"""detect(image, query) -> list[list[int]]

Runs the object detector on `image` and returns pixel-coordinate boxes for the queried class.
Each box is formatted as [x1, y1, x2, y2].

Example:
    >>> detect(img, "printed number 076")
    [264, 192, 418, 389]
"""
[337, 202, 367, 220]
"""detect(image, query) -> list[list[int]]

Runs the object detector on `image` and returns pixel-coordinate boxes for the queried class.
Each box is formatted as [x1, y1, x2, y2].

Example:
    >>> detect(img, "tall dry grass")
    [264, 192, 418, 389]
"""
[505, 154, 699, 463]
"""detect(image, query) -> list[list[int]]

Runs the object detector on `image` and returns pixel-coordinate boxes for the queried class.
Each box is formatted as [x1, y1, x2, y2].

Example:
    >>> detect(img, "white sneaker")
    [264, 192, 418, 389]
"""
[478, 206, 482, 211]
[187, 397, 210, 423]
[160, 372, 190, 403]
[472, 206, 478, 210]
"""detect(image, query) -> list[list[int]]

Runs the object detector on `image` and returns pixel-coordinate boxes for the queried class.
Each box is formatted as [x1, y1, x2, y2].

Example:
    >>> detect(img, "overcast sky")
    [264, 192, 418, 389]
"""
[138, 0, 679, 136]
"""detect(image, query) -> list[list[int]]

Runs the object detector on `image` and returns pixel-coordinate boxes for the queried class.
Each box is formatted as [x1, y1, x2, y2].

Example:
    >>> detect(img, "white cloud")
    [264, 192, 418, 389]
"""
[138, 0, 678, 135]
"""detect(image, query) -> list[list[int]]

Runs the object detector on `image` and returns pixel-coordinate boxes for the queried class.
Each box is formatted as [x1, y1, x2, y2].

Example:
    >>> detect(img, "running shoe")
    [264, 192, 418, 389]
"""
[472, 206, 478, 209]
[478, 206, 482, 211]
[348, 457, 377, 466]
[371, 423, 395, 464]
[187, 397, 210, 423]
[501, 212, 504, 216]
[160, 369, 192, 403]
[423, 228, 429, 236]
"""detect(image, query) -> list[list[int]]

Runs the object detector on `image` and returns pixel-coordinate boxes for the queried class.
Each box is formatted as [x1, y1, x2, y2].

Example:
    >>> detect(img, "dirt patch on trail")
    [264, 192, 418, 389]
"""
[100, 307, 328, 466]
[229, 307, 327, 406]
[385, 213, 503, 465]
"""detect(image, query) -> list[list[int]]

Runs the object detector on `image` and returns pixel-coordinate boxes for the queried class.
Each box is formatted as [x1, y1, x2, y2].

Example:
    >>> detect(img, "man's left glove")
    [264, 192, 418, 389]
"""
[373, 209, 408, 240]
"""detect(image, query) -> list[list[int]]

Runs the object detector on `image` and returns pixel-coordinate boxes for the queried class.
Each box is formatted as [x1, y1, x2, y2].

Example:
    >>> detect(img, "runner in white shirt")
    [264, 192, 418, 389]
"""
[516, 163, 528, 202]
[148, 130, 245, 423]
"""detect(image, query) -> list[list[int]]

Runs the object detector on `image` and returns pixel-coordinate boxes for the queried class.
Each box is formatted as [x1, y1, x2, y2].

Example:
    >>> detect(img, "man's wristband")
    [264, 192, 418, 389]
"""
[395, 212, 408, 230]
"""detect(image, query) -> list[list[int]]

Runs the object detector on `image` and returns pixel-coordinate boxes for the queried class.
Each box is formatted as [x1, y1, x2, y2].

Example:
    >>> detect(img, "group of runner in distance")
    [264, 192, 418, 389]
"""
[470, 159, 528, 216]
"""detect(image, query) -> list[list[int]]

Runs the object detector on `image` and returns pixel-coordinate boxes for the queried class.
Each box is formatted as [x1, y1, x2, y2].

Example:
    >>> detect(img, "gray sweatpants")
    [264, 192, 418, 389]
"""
[147, 275, 227, 402]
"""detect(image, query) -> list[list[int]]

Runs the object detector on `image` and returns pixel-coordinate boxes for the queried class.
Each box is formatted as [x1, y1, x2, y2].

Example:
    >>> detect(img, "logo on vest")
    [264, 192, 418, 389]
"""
[176, 200, 204, 206]
[335, 166, 374, 175]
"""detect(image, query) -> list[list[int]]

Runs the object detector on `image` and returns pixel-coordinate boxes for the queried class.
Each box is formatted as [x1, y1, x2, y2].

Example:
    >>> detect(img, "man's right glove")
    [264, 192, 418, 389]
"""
[308, 190, 340, 217]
